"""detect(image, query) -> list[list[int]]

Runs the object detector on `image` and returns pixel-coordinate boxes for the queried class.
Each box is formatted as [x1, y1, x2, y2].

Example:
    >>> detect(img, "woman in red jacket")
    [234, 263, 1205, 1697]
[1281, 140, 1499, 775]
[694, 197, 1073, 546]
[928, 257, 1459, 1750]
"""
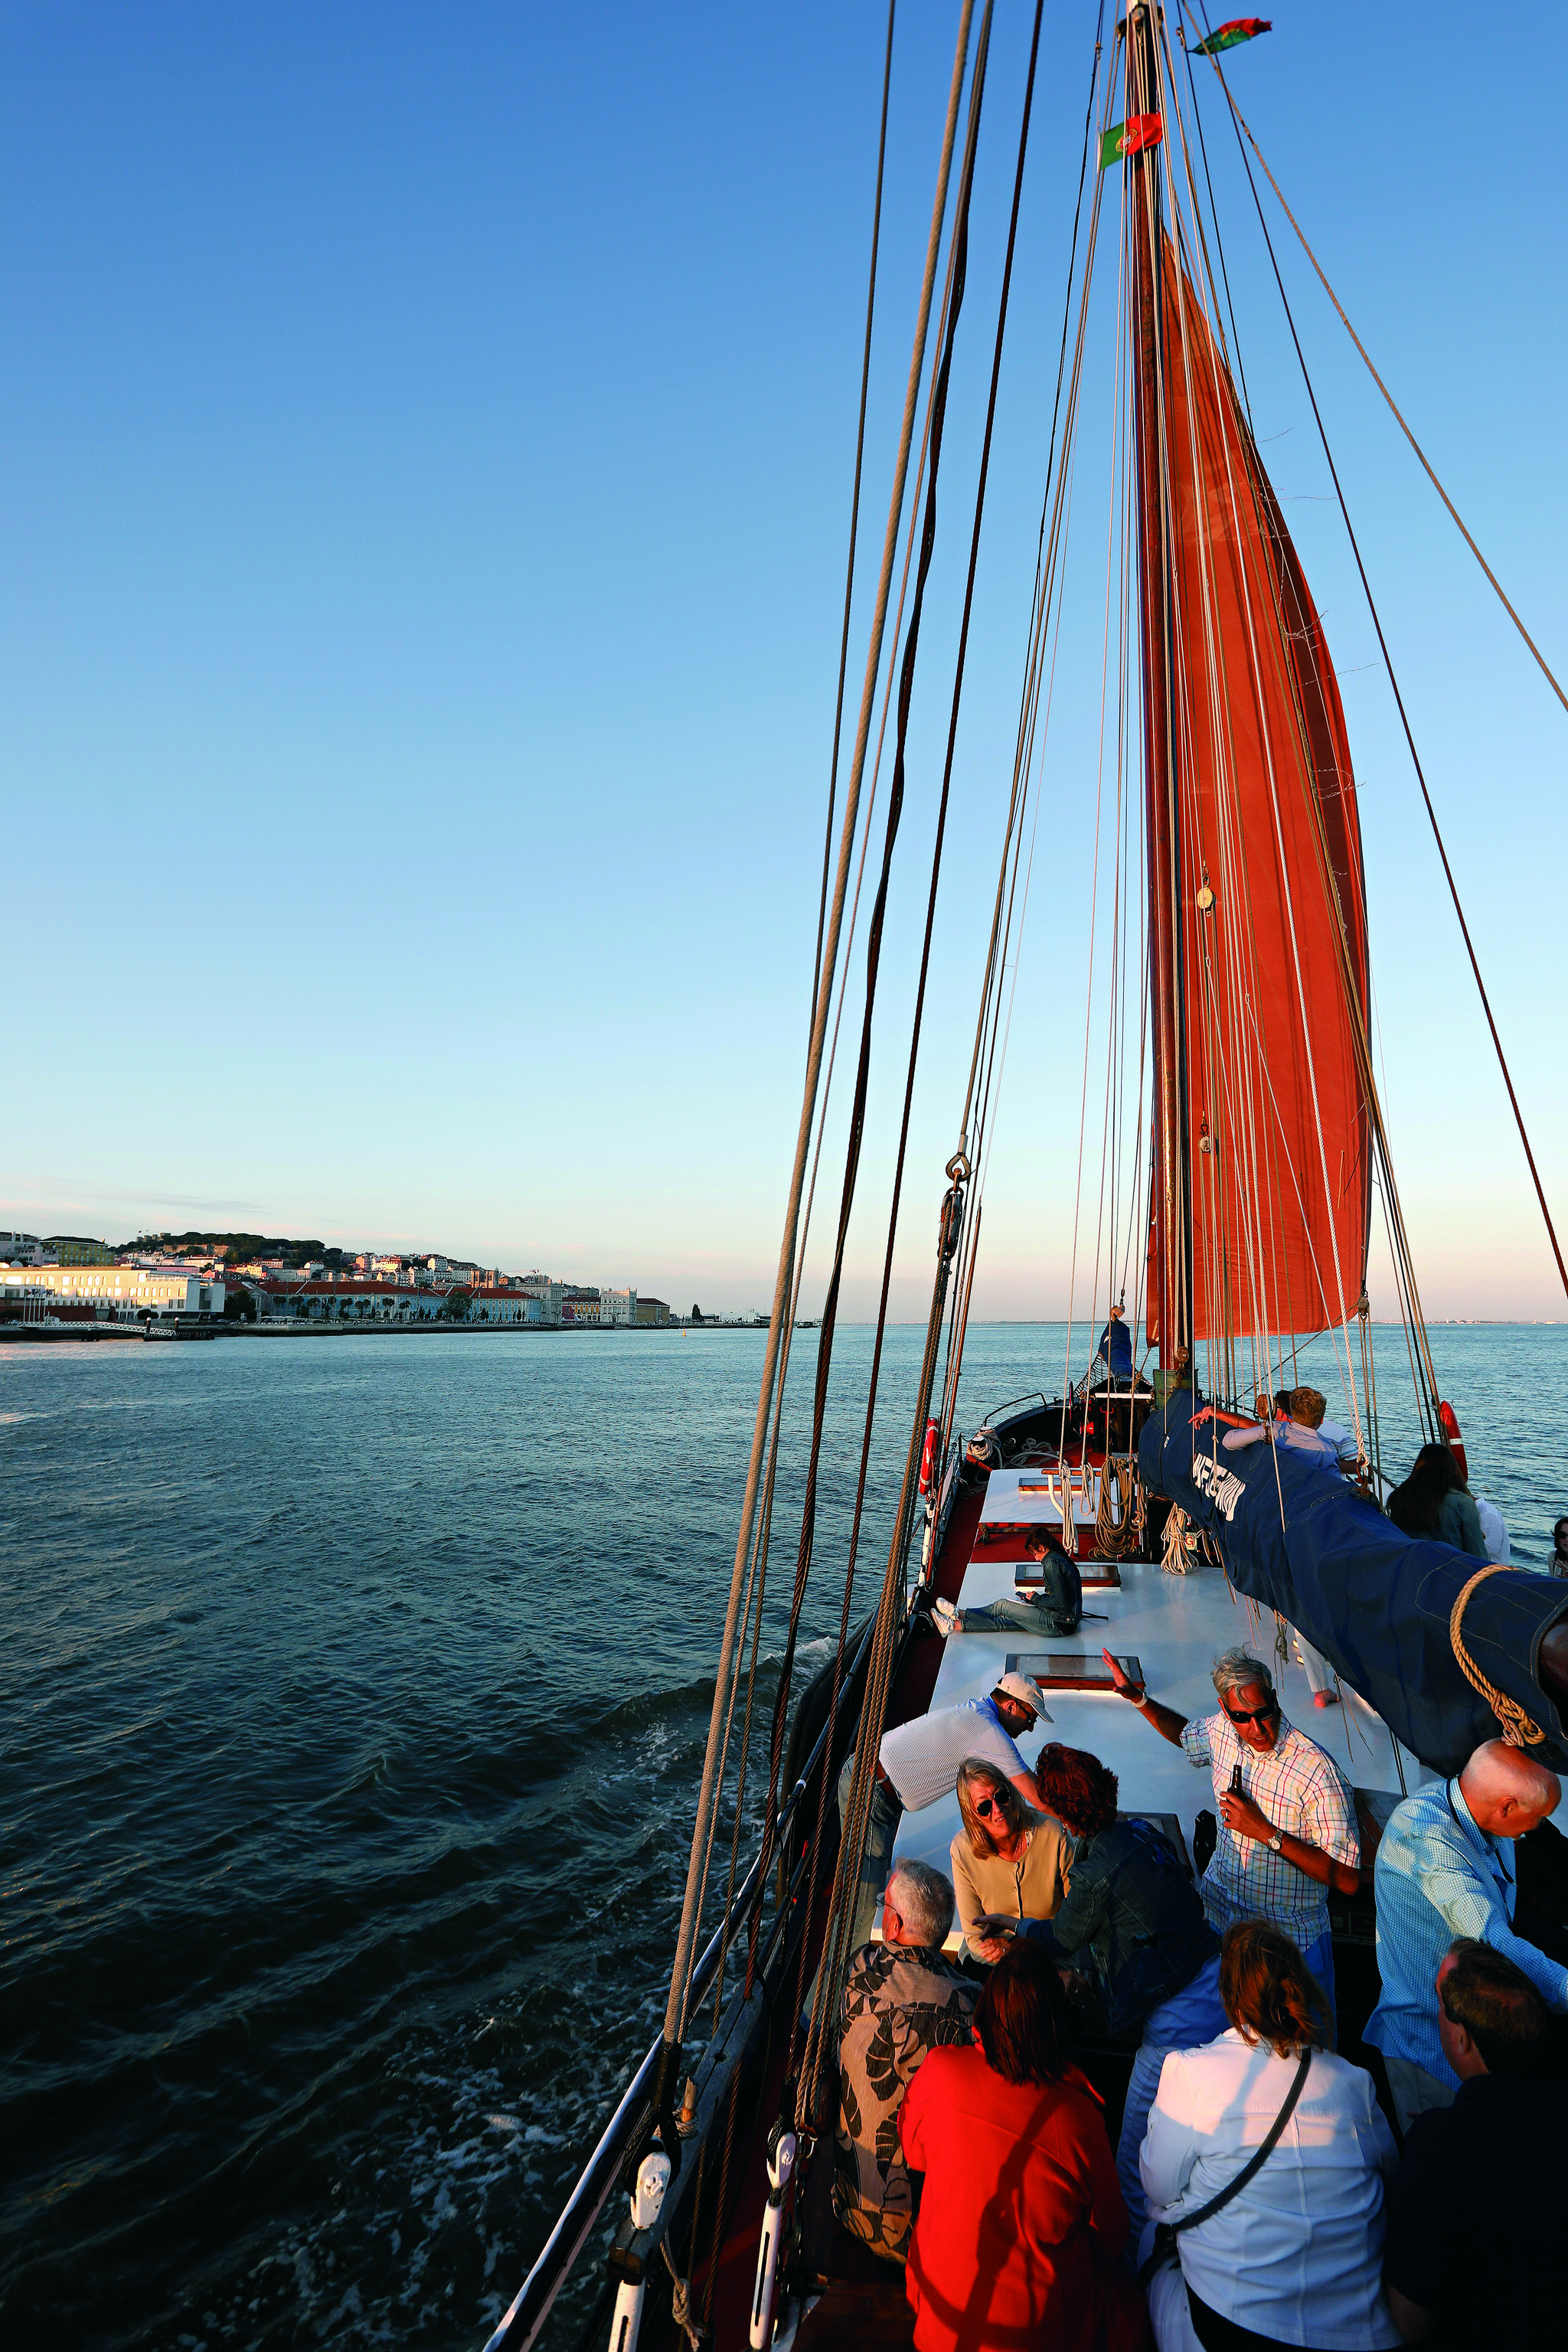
[900, 1940, 1148, 2352]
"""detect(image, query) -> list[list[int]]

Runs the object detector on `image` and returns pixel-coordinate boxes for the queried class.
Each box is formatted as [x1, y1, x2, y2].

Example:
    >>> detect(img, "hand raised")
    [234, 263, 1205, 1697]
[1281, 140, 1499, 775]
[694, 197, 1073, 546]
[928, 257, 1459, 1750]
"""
[1103, 1647, 1145, 1704]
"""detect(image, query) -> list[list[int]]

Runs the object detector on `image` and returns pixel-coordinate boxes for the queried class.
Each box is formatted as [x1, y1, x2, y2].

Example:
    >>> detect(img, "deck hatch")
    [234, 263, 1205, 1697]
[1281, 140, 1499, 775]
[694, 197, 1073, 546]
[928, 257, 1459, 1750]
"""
[1016, 1560, 1122, 1590]
[1005, 1650, 1142, 1690]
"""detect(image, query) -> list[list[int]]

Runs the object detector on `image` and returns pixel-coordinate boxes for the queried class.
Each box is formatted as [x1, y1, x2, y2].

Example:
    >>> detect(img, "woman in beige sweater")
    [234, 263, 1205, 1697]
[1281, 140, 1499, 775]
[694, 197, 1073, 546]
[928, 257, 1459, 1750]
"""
[949, 1758, 1073, 1963]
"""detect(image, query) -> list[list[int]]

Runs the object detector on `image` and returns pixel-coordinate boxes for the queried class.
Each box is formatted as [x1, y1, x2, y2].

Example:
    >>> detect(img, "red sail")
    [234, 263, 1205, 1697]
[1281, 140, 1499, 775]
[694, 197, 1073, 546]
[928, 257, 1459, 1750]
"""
[1142, 237, 1370, 1354]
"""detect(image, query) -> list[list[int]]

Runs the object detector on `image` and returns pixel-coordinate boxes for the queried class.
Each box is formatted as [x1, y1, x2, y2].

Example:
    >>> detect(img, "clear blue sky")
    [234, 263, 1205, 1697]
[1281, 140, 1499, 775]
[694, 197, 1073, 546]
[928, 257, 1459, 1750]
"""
[5, 3, 1563, 1321]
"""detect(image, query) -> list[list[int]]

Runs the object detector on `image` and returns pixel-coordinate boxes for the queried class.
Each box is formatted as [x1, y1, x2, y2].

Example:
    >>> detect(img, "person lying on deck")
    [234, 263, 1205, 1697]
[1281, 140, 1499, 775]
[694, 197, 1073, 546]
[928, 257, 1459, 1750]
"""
[949, 1757, 1072, 1964]
[832, 1859, 977, 2265]
[836, 1672, 1049, 1953]
[900, 1939, 1147, 2352]
[931, 1525, 1083, 1640]
[1106, 1644, 1360, 2020]
[1285, 1383, 1357, 1462]
[1021, 1743, 1227, 2243]
[1217, 1396, 1338, 1465]
[1363, 1739, 1566, 2133]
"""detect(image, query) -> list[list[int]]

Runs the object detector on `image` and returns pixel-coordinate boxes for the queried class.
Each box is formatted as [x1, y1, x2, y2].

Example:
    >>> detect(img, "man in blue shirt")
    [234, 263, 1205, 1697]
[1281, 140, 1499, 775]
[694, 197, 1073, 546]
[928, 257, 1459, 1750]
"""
[1364, 1738, 1566, 2131]
[1093, 1304, 1133, 1382]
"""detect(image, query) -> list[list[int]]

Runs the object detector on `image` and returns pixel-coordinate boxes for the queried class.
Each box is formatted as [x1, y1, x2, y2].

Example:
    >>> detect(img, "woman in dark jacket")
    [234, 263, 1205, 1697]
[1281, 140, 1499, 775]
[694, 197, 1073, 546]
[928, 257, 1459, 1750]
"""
[1387, 1442, 1485, 1557]
[1024, 1744, 1227, 2240]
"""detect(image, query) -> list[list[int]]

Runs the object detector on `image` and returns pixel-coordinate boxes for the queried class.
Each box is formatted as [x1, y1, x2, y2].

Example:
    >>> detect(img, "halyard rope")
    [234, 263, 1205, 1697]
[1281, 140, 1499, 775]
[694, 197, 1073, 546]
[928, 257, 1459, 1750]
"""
[1449, 1565, 1546, 1749]
[658, 0, 976, 2062]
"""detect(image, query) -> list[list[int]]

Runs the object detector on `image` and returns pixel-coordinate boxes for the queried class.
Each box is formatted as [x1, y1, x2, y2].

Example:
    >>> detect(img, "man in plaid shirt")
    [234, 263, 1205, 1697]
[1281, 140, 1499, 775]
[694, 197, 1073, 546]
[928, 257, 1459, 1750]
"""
[1105, 1644, 1360, 2018]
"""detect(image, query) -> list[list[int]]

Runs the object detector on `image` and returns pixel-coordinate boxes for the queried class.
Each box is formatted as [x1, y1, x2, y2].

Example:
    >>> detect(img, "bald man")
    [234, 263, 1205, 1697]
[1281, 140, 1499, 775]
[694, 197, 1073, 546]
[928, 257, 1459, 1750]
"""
[1364, 1739, 1568, 2131]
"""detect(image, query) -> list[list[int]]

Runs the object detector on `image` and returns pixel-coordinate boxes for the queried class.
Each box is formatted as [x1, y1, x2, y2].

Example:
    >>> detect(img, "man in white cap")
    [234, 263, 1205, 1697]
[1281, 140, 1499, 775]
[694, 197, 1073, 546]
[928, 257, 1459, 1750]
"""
[838, 1672, 1049, 1952]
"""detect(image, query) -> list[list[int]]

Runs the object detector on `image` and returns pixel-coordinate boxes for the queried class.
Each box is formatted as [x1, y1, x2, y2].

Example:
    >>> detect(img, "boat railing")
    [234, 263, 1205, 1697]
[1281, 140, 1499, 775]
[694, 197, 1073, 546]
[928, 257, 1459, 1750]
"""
[482, 1616, 877, 2352]
[978, 1389, 1050, 1427]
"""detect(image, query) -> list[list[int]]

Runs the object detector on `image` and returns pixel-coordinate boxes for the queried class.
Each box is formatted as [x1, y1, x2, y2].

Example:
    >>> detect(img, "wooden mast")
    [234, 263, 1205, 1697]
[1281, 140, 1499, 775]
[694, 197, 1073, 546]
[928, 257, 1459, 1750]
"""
[1127, 3, 1191, 1368]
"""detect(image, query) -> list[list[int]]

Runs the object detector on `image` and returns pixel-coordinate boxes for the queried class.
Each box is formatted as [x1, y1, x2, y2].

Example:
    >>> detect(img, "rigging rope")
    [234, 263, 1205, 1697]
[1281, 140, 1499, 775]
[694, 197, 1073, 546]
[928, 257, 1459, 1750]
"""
[656, 0, 976, 2069]
[941, 11, 1112, 1451]
[1194, 34, 1568, 1313]
[1210, 65, 1568, 726]
[809, 0, 898, 1035]
[761, 0, 1003, 2086]
[1449, 1565, 1546, 1749]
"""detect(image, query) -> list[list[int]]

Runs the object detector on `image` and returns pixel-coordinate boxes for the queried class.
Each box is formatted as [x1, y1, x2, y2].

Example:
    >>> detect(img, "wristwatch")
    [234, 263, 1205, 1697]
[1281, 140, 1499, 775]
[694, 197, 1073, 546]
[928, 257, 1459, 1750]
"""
[1267, 1831, 1284, 1853]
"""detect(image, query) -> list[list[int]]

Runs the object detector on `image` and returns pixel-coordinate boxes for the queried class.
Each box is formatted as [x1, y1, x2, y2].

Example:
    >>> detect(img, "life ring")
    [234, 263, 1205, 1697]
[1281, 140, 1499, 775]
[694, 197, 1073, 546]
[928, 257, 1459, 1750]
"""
[1439, 1399, 1469, 1487]
[919, 1416, 939, 1494]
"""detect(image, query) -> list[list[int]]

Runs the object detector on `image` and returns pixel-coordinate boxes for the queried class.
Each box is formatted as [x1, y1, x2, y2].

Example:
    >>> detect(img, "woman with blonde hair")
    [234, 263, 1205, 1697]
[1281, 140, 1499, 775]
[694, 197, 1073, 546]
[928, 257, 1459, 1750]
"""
[949, 1756, 1071, 1963]
[1138, 1920, 1400, 2351]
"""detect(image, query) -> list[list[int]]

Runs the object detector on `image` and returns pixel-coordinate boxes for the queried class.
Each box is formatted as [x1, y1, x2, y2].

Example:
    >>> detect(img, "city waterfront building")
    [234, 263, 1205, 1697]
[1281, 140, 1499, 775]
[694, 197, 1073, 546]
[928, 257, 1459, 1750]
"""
[599, 1287, 639, 1327]
[259, 1279, 448, 1322]
[467, 1287, 544, 1325]
[44, 1236, 118, 1266]
[635, 1297, 671, 1326]
[2, 1264, 224, 1316]
[518, 1275, 563, 1325]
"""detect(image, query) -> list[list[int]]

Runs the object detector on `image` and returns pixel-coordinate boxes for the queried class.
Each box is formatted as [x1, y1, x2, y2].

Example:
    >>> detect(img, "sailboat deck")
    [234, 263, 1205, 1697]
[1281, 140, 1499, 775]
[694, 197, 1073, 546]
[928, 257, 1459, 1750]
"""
[887, 1478, 1431, 1924]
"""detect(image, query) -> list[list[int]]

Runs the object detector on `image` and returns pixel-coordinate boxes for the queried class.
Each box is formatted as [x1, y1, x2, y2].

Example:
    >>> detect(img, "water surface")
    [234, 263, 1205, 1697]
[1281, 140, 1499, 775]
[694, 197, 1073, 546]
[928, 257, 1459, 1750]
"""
[2, 1320, 1560, 2349]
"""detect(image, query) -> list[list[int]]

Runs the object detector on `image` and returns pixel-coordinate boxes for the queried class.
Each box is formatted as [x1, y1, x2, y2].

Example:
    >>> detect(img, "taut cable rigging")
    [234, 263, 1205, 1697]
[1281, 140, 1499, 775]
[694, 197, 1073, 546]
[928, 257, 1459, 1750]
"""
[655, 0, 975, 2125]
[1189, 28, 1568, 1335]
[1193, 30, 1568, 1312]
[1213, 62, 1568, 726]
[809, 0, 898, 1037]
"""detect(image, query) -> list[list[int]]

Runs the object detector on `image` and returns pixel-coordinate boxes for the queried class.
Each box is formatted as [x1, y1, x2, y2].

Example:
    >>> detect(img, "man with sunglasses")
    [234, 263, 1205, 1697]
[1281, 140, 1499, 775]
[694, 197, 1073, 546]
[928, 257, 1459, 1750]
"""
[1105, 1643, 1359, 2017]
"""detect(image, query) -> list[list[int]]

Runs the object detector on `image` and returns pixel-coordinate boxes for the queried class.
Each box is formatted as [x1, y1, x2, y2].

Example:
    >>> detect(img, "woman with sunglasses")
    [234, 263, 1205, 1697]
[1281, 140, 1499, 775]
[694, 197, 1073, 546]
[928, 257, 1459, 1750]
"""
[1105, 1645, 1359, 2023]
[949, 1758, 1073, 1964]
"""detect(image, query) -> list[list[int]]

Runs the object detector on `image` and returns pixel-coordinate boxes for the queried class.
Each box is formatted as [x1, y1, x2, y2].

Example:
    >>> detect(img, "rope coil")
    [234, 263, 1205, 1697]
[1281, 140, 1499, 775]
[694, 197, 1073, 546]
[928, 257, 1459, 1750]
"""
[1162, 1501, 1198, 1576]
[1449, 1564, 1545, 1749]
[1094, 1455, 1138, 1560]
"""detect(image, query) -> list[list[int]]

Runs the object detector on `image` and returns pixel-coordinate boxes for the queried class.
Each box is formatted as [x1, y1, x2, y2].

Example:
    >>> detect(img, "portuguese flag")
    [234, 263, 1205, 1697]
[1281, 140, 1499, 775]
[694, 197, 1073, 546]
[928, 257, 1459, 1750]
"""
[1194, 17, 1272, 55]
[1099, 113, 1165, 168]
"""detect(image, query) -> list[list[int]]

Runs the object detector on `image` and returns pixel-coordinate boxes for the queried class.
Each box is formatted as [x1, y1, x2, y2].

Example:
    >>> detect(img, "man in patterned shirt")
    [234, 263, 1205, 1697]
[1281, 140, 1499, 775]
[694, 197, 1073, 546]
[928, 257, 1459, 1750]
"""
[1105, 1643, 1360, 2017]
[833, 1858, 976, 2262]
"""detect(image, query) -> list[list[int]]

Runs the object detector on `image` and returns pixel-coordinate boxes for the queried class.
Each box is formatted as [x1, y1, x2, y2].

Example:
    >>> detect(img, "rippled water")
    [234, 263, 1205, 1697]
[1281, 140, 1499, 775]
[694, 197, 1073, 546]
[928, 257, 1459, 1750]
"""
[2, 1319, 1560, 2350]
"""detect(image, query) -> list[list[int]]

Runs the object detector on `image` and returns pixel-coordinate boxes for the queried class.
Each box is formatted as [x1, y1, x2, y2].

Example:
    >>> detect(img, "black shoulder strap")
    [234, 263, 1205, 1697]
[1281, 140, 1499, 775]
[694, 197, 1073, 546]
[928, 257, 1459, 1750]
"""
[1172, 2047, 1312, 2235]
[1138, 2048, 1312, 2289]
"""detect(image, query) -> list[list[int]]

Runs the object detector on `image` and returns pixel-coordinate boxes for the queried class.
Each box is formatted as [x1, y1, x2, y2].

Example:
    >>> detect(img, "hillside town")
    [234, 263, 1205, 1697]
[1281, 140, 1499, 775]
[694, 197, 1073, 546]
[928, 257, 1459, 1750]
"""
[0, 1229, 720, 1334]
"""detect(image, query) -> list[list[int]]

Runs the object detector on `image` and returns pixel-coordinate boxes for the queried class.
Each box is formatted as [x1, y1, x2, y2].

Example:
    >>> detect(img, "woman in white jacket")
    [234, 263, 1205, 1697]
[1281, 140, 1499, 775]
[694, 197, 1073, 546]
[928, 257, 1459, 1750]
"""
[1138, 1920, 1402, 2352]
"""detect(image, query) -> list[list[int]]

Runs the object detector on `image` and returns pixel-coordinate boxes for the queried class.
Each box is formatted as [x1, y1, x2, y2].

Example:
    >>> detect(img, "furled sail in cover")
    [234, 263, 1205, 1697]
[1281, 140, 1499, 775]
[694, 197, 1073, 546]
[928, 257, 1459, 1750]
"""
[1138, 234, 1371, 1354]
[1140, 1394, 1568, 1775]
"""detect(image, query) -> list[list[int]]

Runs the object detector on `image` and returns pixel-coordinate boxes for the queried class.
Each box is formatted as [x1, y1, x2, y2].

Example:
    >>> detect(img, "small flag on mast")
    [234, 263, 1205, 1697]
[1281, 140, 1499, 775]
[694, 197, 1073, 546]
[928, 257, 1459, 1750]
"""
[1099, 113, 1165, 168]
[1193, 17, 1272, 56]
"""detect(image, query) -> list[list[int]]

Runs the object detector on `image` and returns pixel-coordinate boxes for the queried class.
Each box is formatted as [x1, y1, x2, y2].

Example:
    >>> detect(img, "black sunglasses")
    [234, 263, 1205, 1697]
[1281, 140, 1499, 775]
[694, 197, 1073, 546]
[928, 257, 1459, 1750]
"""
[1224, 1700, 1279, 1727]
[975, 1795, 1008, 1819]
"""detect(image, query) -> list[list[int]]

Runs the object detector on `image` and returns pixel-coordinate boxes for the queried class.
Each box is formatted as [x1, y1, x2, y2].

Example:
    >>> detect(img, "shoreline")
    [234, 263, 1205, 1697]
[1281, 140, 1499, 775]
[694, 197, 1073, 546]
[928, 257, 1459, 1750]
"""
[0, 1318, 767, 1345]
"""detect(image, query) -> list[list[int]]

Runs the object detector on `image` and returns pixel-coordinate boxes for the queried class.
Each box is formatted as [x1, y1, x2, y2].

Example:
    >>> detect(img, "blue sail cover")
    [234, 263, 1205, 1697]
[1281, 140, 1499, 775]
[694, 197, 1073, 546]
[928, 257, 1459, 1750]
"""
[1138, 1393, 1568, 1776]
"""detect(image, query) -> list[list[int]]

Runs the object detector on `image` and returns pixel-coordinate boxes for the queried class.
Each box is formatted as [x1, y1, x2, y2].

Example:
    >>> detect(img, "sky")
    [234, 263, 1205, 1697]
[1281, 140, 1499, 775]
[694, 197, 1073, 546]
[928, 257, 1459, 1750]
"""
[5, 2, 1565, 1323]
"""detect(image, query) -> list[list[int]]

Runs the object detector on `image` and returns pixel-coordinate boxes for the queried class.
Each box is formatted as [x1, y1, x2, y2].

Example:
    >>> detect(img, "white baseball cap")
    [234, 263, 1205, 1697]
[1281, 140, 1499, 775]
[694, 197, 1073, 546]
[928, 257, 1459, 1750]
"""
[994, 1671, 1048, 1717]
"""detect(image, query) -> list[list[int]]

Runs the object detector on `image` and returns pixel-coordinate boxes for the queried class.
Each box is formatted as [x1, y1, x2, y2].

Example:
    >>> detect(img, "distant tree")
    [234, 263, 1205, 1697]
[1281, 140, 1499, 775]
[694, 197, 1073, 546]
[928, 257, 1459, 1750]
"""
[691, 1303, 704, 1324]
[224, 1288, 258, 1323]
